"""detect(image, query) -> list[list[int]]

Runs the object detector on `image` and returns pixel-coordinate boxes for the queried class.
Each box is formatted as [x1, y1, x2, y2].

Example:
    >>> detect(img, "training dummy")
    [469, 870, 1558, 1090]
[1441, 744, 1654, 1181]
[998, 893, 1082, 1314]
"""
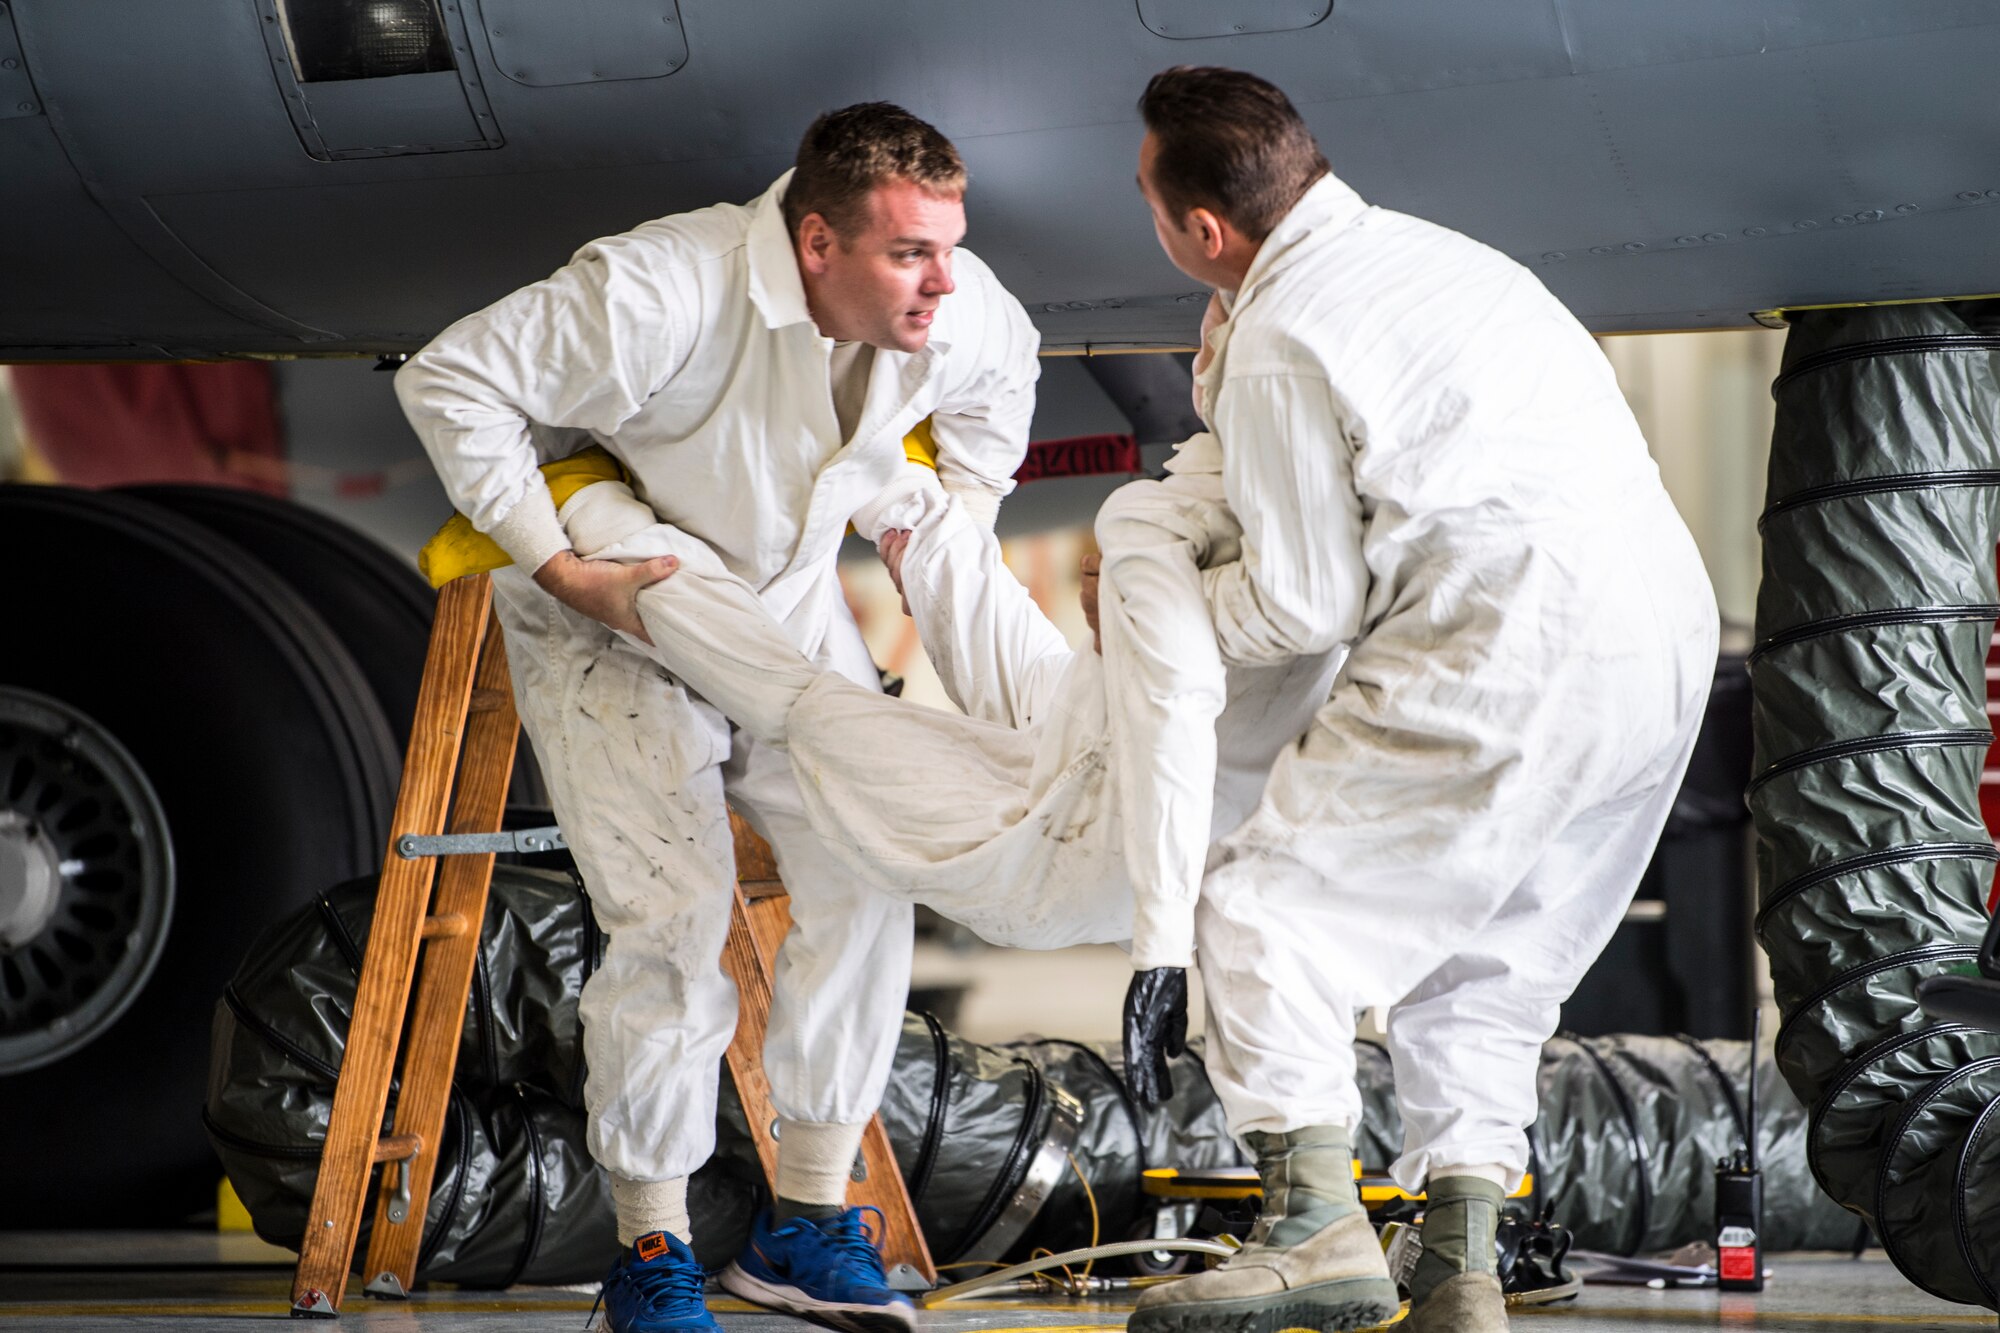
[545, 425, 1339, 961]
[396, 105, 1039, 1333]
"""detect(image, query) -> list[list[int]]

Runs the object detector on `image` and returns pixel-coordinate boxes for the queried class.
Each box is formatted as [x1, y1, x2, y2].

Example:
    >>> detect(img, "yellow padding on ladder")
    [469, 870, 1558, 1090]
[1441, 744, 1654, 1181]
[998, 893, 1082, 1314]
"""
[903, 416, 940, 470]
[416, 445, 629, 589]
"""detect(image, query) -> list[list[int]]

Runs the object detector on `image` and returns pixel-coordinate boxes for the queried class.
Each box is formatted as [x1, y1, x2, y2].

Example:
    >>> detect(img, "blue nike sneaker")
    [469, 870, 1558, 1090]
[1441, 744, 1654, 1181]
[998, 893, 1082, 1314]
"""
[593, 1230, 719, 1333]
[719, 1206, 917, 1333]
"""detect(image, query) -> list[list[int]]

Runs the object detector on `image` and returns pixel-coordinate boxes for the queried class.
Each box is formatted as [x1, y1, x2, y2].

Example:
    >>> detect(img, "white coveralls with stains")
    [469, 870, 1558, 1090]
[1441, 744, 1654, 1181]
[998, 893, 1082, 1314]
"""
[1181, 172, 1719, 1192]
[394, 170, 1039, 1186]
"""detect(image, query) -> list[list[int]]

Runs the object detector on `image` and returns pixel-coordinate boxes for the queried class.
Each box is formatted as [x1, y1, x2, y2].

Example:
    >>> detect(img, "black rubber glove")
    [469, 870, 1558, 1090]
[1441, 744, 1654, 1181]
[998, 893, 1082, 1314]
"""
[1123, 966, 1189, 1106]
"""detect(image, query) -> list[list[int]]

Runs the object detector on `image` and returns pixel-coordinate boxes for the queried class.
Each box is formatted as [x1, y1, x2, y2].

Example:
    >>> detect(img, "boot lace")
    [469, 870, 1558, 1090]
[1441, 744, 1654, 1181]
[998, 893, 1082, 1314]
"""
[780, 1206, 893, 1288]
[587, 1248, 706, 1329]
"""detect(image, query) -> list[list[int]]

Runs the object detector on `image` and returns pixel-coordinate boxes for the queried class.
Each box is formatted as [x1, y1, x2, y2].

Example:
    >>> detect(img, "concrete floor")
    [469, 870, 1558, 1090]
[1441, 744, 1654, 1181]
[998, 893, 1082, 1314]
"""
[2, 1235, 1995, 1331]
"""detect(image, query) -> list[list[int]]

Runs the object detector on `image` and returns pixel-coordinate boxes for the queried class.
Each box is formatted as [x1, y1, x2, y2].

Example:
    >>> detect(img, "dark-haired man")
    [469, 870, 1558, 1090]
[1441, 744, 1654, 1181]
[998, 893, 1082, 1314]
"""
[397, 104, 1038, 1333]
[1119, 67, 1718, 1333]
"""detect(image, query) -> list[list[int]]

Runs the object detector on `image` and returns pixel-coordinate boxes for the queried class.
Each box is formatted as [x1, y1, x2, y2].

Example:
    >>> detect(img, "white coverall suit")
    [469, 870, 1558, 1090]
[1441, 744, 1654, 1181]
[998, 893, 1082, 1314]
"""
[1185, 173, 1719, 1192]
[394, 170, 1040, 1183]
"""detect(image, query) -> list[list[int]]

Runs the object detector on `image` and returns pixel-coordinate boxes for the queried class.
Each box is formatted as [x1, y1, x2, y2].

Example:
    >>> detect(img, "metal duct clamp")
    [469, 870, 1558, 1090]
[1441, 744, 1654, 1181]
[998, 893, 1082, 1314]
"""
[955, 1083, 1085, 1265]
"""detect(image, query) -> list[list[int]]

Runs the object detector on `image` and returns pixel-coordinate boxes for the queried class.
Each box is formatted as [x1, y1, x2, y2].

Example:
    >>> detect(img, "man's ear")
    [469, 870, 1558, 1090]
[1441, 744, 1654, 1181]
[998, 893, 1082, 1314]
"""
[1189, 207, 1227, 261]
[796, 213, 836, 274]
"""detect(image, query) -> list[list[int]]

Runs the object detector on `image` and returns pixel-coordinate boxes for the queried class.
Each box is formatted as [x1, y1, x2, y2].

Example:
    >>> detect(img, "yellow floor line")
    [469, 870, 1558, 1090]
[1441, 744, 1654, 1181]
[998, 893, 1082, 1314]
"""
[0, 1298, 593, 1318]
[4, 1295, 1985, 1328]
[0, 1302, 1129, 1326]
[1520, 1304, 1995, 1326]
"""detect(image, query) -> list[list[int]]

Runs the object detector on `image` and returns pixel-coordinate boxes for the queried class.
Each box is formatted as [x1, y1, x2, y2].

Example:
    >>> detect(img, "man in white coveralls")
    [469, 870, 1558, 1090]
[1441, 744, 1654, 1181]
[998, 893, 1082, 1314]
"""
[396, 105, 1039, 1333]
[1107, 67, 1718, 1333]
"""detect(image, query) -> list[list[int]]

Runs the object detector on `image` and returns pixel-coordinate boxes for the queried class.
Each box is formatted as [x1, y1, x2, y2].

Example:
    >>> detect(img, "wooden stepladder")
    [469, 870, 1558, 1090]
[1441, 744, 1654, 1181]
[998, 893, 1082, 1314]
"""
[290, 572, 934, 1317]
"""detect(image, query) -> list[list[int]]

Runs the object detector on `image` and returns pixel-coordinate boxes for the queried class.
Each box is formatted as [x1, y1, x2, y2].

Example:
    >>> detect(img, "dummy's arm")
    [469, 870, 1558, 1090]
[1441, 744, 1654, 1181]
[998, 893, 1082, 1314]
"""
[395, 241, 688, 572]
[1203, 370, 1368, 667]
[853, 470, 1072, 728]
[560, 478, 660, 559]
[923, 259, 1041, 530]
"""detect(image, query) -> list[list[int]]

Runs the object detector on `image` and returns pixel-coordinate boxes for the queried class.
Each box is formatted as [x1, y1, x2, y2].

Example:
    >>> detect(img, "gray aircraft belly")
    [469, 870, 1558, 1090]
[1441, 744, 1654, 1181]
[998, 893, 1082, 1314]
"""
[1, 0, 1996, 359]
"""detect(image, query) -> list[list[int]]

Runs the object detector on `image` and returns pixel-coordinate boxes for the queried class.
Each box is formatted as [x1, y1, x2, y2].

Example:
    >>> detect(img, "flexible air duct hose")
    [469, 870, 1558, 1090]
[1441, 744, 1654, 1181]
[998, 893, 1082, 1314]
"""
[1750, 299, 2000, 1308]
[209, 867, 1853, 1284]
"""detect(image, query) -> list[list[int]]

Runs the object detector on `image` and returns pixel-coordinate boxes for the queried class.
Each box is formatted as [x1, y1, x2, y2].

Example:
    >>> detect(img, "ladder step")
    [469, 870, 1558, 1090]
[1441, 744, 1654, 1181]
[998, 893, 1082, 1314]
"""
[372, 1134, 422, 1164]
[467, 687, 510, 713]
[420, 913, 470, 940]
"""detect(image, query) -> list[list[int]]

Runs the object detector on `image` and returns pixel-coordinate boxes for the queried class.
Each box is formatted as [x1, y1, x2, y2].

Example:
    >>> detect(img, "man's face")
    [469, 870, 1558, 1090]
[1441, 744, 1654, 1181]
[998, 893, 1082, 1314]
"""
[804, 180, 964, 353]
[1138, 132, 1217, 286]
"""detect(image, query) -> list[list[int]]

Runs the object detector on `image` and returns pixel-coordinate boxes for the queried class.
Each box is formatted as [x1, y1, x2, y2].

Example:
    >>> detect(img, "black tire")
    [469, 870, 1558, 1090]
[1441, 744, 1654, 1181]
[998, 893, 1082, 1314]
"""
[124, 485, 548, 807]
[0, 485, 399, 1227]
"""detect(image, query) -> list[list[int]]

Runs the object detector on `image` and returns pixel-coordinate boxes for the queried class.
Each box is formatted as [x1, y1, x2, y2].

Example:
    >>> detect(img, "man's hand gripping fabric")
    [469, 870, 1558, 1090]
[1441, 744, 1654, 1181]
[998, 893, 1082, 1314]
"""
[532, 549, 679, 645]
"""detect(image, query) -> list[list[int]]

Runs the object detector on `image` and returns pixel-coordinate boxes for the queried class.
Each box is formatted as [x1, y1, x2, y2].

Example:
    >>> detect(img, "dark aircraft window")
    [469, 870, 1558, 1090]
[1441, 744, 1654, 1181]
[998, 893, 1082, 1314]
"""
[278, 0, 455, 82]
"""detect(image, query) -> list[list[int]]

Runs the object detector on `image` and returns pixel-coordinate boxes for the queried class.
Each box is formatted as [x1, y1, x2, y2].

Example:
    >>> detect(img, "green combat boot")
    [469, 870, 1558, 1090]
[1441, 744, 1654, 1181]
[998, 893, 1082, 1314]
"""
[1403, 1175, 1508, 1332]
[1130, 1127, 1399, 1333]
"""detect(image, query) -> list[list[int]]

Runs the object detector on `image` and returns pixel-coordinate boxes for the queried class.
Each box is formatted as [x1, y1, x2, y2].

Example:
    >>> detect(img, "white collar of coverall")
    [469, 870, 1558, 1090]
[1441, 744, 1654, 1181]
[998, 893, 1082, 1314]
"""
[1226, 171, 1369, 314]
[743, 168, 956, 358]
[746, 169, 816, 332]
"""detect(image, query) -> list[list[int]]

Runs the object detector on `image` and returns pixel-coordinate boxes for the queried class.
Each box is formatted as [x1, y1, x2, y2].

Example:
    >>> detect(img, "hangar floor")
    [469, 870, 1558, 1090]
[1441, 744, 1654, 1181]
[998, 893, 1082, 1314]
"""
[1, 1234, 1992, 1332]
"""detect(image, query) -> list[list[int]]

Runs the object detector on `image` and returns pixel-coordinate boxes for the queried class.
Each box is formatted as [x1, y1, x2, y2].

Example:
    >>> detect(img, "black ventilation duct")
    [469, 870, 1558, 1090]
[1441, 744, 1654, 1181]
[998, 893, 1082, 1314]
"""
[1749, 299, 2000, 1309]
[209, 868, 1854, 1286]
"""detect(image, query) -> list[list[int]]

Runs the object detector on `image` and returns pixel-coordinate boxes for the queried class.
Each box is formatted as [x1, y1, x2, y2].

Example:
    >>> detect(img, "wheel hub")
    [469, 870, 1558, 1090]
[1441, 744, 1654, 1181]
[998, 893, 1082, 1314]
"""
[0, 687, 173, 1073]
[0, 810, 62, 949]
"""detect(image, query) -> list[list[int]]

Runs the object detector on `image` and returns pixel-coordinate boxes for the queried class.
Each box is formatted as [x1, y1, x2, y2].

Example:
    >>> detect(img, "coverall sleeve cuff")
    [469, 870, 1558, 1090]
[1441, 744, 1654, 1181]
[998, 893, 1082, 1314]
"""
[948, 486, 1002, 533]
[851, 465, 947, 542]
[1129, 898, 1197, 971]
[559, 479, 657, 558]
[487, 482, 572, 574]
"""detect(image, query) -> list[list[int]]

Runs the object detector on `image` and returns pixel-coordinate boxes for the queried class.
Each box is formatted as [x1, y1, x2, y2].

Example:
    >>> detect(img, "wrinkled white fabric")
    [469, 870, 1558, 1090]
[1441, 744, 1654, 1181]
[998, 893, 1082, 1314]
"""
[596, 505, 1130, 952]
[595, 453, 1339, 956]
[1184, 171, 1720, 1193]
[399, 170, 1039, 1182]
[876, 435, 1336, 969]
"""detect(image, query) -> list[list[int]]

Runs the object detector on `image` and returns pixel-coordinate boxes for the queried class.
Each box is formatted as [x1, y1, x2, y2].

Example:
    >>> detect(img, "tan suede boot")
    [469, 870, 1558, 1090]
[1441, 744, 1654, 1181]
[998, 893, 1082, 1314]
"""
[1402, 1176, 1509, 1332]
[1130, 1128, 1399, 1333]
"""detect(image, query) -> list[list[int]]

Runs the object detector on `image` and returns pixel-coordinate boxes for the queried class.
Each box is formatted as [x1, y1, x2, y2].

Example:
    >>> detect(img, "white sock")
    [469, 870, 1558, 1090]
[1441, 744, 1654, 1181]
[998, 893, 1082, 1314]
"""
[610, 1173, 691, 1247]
[774, 1119, 868, 1207]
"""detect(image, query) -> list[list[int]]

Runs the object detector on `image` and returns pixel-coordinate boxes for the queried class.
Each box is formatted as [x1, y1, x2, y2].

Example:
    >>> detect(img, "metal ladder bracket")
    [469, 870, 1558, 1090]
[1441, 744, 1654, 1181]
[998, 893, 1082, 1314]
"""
[395, 826, 565, 859]
[290, 1287, 338, 1318]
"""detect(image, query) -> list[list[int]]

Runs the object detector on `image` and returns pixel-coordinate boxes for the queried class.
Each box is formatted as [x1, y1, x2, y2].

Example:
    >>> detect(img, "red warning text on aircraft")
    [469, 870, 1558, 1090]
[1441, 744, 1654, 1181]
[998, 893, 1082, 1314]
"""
[1014, 433, 1142, 484]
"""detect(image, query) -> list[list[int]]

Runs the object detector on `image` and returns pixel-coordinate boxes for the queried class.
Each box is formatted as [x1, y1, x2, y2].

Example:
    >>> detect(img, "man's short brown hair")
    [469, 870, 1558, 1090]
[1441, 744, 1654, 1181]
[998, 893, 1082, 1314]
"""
[783, 103, 967, 238]
[1138, 66, 1329, 241]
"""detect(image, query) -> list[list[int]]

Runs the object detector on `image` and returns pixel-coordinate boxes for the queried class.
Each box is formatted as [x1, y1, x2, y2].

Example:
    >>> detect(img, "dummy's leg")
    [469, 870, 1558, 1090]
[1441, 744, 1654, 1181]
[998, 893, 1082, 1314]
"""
[623, 544, 819, 749]
[490, 570, 732, 1331]
[1095, 476, 1232, 971]
[719, 604, 918, 1332]
[559, 482, 820, 747]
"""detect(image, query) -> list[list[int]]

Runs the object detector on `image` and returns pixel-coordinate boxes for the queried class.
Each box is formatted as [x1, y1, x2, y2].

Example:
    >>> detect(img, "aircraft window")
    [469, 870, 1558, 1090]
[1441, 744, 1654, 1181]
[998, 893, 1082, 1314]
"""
[276, 0, 455, 82]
